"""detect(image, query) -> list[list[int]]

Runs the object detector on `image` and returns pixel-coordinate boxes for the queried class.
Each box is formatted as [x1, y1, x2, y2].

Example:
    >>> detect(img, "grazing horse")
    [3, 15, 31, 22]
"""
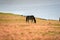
[59, 17, 60, 21]
[26, 15, 36, 23]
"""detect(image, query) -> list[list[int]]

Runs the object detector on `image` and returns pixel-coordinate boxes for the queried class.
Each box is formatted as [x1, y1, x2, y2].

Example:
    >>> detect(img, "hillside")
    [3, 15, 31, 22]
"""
[0, 13, 60, 40]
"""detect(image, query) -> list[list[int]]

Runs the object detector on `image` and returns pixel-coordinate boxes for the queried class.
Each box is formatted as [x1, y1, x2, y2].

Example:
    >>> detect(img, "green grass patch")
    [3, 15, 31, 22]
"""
[0, 12, 23, 17]
[0, 12, 14, 15]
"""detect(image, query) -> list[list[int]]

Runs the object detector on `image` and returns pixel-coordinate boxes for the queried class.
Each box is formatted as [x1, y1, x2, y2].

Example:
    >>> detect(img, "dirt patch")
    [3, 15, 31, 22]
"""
[0, 22, 60, 40]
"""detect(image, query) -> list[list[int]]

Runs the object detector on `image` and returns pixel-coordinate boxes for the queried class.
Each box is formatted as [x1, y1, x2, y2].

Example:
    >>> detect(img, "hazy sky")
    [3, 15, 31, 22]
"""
[0, 0, 60, 20]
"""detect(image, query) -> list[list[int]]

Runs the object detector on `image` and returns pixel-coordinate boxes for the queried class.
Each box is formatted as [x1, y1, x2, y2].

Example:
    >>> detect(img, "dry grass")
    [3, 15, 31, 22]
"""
[0, 13, 60, 40]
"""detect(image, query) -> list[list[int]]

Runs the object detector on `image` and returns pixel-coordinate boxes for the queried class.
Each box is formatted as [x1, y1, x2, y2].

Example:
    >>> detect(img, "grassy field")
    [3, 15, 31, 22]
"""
[0, 12, 60, 40]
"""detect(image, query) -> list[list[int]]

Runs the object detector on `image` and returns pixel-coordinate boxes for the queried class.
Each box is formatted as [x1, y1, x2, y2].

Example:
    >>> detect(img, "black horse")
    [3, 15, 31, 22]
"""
[59, 17, 60, 21]
[26, 15, 36, 23]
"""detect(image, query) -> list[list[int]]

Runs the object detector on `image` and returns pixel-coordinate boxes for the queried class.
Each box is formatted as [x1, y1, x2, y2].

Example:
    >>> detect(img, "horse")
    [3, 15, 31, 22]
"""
[26, 15, 36, 23]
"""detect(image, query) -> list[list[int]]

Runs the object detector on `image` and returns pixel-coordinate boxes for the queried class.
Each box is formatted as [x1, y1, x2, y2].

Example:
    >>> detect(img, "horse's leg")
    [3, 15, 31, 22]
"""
[30, 19, 33, 23]
[33, 17, 36, 23]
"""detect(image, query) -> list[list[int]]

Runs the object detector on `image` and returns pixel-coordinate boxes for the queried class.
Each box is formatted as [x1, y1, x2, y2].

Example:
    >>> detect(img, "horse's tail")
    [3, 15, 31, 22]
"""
[26, 16, 29, 22]
[26, 17, 27, 22]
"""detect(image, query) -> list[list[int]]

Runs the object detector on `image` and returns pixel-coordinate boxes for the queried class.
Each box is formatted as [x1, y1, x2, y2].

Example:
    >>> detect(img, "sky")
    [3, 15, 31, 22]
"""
[0, 0, 60, 20]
